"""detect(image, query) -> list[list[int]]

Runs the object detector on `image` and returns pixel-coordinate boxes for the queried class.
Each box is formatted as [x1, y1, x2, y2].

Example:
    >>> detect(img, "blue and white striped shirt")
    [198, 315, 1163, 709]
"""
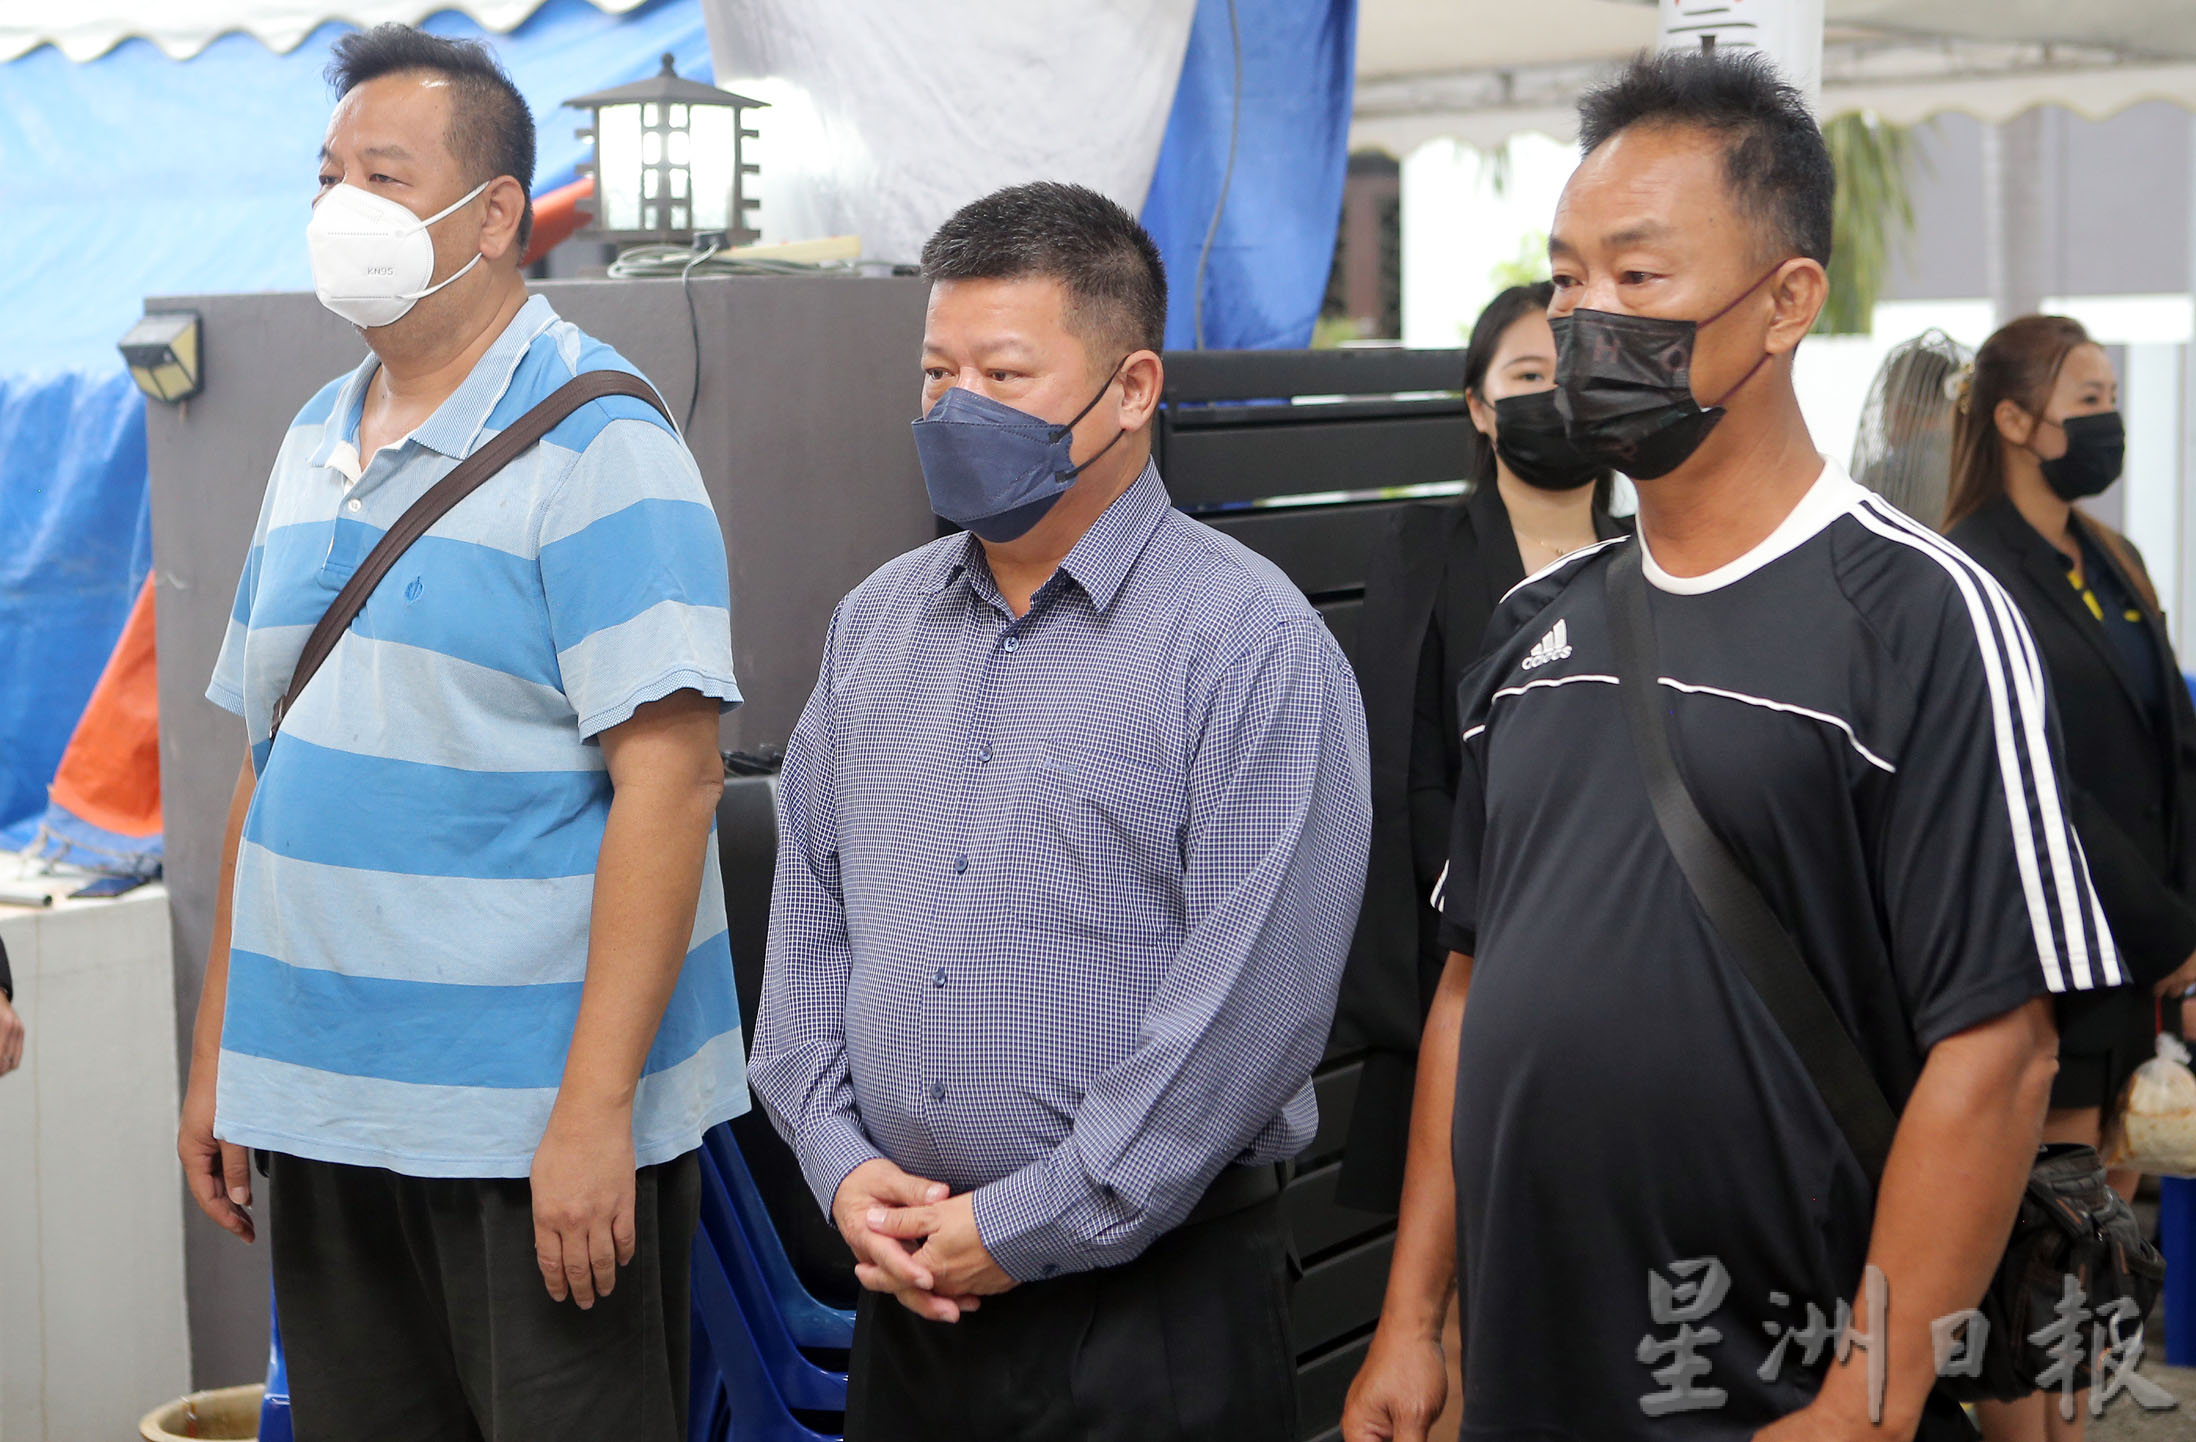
[751, 464, 1371, 1281]
[207, 295, 748, 1177]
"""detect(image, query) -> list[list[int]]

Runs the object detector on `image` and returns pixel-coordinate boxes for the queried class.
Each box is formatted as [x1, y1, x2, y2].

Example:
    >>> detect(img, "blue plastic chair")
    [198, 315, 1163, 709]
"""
[2164, 1175, 2194, 1367]
[260, 1283, 294, 1442]
[703, 1124, 856, 1350]
[690, 1225, 841, 1442]
[689, 1319, 721, 1442]
[689, 1320, 748, 1442]
[696, 1143, 849, 1413]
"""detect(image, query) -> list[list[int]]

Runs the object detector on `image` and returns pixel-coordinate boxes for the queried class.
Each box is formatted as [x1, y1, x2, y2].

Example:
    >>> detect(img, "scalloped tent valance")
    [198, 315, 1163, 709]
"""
[12, 0, 2196, 74]
[17, 1, 2195, 108]
[0, 0, 647, 62]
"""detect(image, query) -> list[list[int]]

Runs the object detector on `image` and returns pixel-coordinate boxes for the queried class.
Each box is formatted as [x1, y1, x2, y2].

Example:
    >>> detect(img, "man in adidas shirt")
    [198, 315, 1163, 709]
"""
[1343, 51, 2120, 1442]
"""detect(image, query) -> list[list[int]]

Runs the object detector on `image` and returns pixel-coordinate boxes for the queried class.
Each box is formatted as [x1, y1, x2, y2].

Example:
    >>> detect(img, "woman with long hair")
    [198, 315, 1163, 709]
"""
[1943, 314, 2196, 1440]
[1335, 281, 1624, 1214]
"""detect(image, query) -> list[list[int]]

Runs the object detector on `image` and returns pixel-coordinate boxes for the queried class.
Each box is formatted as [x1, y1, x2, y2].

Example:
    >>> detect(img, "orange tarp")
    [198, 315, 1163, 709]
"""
[524, 177, 594, 268]
[47, 572, 160, 839]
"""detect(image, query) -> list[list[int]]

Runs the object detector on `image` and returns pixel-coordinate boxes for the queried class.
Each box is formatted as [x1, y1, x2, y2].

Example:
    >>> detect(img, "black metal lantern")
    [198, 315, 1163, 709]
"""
[564, 54, 767, 245]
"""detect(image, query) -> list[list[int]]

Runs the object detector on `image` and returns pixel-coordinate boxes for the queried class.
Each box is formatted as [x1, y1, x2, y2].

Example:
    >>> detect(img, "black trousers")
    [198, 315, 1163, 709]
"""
[845, 1194, 1298, 1442]
[267, 1150, 699, 1442]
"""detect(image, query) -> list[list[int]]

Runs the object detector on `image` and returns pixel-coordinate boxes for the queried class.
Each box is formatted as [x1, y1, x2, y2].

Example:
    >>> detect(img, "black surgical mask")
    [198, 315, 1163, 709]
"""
[1490, 389, 1604, 492]
[1549, 265, 1783, 480]
[2033, 410, 2125, 502]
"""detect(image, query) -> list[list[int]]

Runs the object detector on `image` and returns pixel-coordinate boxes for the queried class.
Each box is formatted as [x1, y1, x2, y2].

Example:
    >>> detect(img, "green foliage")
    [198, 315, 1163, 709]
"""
[1819, 113, 1920, 335]
[1311, 313, 1366, 349]
[1490, 229, 1551, 292]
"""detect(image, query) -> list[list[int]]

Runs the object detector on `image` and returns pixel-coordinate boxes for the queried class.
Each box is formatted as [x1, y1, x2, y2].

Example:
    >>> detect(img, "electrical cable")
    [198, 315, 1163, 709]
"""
[605, 246, 842, 279]
[679, 242, 718, 434]
[1191, 0, 1243, 351]
[605, 243, 850, 434]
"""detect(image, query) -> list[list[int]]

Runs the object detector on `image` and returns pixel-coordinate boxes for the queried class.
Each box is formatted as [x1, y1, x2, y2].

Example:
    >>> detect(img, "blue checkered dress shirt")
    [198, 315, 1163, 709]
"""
[751, 462, 1371, 1281]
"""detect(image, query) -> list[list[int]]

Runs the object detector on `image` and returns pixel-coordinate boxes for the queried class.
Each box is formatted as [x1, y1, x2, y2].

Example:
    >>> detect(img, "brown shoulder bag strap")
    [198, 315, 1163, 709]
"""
[270, 369, 672, 736]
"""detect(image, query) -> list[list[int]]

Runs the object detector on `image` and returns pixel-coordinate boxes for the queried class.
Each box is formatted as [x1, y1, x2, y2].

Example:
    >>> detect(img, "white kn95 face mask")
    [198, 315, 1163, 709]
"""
[307, 179, 490, 329]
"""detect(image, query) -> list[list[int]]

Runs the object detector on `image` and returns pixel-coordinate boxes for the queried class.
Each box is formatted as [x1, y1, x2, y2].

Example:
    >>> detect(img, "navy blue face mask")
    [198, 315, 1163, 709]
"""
[912, 362, 1127, 542]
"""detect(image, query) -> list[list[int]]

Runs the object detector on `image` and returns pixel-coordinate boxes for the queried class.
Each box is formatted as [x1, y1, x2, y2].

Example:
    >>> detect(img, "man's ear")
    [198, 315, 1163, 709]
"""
[1117, 350, 1164, 432]
[479, 175, 529, 265]
[1765, 259, 1827, 354]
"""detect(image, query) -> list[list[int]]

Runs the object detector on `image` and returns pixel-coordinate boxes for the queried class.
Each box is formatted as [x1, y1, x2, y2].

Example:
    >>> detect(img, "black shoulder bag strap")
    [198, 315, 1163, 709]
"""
[270, 369, 671, 737]
[1603, 543, 1901, 1187]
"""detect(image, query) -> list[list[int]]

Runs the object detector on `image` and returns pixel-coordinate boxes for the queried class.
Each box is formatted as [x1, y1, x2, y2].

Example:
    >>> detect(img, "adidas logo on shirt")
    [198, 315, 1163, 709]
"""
[1521, 619, 1573, 670]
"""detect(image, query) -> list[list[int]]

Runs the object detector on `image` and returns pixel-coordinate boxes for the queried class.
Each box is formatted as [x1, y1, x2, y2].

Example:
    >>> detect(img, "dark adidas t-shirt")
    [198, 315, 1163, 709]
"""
[1439, 463, 2122, 1440]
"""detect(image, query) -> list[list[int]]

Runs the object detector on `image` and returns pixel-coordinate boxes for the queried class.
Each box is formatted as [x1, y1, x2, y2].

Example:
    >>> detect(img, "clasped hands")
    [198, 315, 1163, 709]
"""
[834, 1156, 1017, 1322]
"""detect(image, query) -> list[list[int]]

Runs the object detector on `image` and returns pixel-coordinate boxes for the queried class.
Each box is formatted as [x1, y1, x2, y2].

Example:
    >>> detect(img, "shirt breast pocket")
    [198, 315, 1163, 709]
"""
[1010, 740, 1187, 944]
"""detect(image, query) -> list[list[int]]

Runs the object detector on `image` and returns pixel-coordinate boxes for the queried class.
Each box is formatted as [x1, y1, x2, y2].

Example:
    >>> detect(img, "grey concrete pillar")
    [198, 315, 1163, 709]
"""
[1985, 108, 2053, 326]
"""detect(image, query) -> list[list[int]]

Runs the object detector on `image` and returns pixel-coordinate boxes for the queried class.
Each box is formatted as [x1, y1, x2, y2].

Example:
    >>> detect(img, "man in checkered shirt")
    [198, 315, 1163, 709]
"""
[750, 182, 1372, 1441]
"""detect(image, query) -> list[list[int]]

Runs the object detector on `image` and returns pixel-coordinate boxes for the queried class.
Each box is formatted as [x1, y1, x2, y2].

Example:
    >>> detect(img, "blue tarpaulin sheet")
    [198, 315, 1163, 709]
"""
[30, 793, 164, 876]
[0, 373, 152, 846]
[0, 0, 713, 378]
[0, 0, 713, 851]
[1141, 0, 1356, 351]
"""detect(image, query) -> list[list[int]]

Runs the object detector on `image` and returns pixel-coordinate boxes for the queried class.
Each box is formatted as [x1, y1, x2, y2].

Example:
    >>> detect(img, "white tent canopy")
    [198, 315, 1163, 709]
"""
[0, 0, 1200, 300]
[1355, 0, 2196, 151]
[0, 0, 648, 61]
[1834, 1, 2196, 57]
[1358, 1, 2196, 81]
[9, 1, 2193, 136]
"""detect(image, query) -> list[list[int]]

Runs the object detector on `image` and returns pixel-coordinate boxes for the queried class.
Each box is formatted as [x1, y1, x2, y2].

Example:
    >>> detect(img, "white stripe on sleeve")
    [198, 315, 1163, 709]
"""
[1850, 497, 2122, 990]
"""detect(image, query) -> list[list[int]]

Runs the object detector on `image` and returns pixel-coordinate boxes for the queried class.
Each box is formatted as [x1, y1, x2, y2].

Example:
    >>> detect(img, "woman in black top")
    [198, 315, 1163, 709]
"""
[1943, 314, 2196, 1438]
[1334, 282, 1625, 1213]
[1942, 321, 2196, 1427]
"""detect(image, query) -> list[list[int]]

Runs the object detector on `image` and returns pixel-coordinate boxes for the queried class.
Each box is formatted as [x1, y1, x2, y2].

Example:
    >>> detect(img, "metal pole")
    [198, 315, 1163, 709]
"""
[1988, 110, 2049, 327]
[2166, 112, 2196, 1376]
[2181, 109, 2196, 651]
[1659, 0, 1824, 112]
[2123, 343, 2181, 624]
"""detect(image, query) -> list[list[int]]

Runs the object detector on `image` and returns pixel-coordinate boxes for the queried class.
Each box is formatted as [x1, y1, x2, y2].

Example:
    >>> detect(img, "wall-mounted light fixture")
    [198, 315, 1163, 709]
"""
[118, 310, 203, 404]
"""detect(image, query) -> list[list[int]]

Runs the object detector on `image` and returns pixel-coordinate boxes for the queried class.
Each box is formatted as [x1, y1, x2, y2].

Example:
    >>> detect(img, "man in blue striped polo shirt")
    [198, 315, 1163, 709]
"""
[175, 27, 743, 1440]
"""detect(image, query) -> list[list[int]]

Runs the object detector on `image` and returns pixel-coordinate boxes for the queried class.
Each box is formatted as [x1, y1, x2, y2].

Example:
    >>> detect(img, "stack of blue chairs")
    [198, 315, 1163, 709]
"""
[253, 1120, 853, 1442]
[260, 1284, 294, 1442]
[689, 1121, 856, 1442]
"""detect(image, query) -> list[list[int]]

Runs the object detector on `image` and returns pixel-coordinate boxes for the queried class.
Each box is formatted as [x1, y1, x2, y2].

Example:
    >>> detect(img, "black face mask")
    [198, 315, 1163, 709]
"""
[1549, 265, 1782, 480]
[1490, 389, 1604, 492]
[2034, 410, 2125, 502]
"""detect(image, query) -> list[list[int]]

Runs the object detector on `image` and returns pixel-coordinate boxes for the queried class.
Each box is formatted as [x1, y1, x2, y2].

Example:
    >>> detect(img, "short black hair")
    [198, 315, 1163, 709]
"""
[1577, 48, 1833, 267]
[327, 25, 536, 253]
[920, 182, 1168, 361]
